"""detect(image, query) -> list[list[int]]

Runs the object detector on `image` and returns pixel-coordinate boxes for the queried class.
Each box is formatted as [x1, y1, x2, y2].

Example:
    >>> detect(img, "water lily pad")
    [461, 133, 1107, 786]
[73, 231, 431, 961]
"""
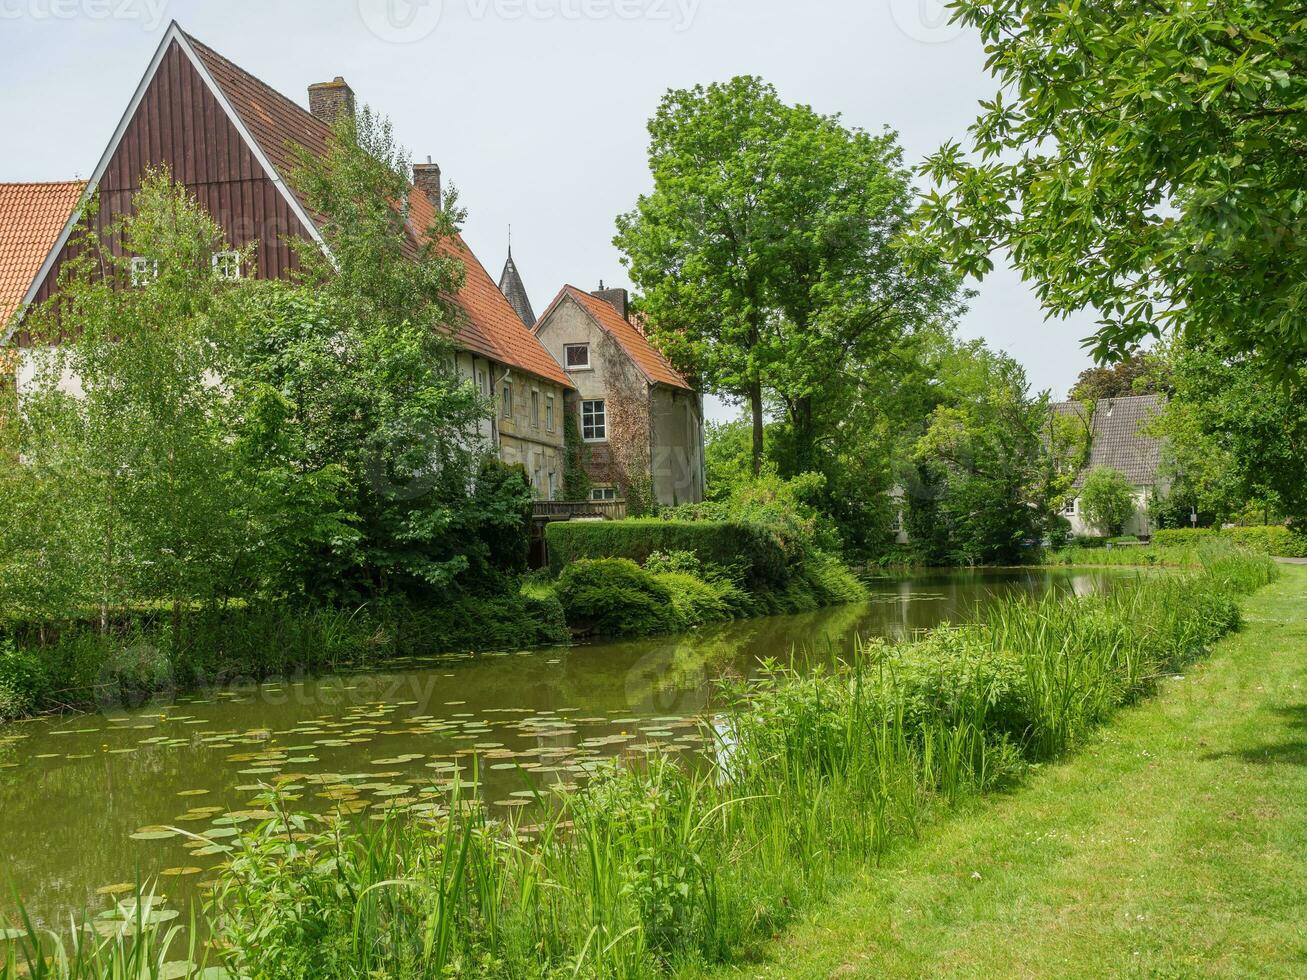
[130, 827, 179, 841]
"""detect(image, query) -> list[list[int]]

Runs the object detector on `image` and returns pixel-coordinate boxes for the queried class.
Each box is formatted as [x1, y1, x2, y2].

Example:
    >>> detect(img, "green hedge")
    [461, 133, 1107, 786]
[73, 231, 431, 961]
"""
[554, 559, 682, 637]
[1152, 525, 1307, 558]
[546, 519, 788, 586]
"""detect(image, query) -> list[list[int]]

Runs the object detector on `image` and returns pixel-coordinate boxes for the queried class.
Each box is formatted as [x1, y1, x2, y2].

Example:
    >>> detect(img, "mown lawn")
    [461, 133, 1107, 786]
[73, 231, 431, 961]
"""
[697, 564, 1307, 979]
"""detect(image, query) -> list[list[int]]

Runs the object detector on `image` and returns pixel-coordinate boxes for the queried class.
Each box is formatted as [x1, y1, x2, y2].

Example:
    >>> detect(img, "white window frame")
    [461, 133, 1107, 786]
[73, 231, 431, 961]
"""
[477, 369, 489, 397]
[1063, 498, 1078, 516]
[590, 486, 618, 502]
[130, 257, 158, 287]
[581, 399, 607, 442]
[501, 383, 513, 420]
[564, 343, 592, 371]
[545, 395, 555, 433]
[212, 250, 242, 281]
[530, 389, 540, 429]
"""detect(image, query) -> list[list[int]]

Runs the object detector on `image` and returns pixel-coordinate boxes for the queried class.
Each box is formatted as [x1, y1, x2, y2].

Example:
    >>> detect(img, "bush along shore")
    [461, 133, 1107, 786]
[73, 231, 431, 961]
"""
[542, 475, 866, 639]
[1044, 523, 1307, 569]
[0, 477, 863, 723]
[1, 544, 1275, 978]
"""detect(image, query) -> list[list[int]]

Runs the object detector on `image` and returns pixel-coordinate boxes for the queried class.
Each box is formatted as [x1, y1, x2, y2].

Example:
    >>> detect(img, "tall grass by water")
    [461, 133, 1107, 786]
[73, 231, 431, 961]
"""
[1, 546, 1278, 979]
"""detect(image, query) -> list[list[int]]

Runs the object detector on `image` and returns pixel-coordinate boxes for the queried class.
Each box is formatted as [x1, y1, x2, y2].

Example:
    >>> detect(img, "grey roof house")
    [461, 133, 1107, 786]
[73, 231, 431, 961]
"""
[1052, 394, 1167, 536]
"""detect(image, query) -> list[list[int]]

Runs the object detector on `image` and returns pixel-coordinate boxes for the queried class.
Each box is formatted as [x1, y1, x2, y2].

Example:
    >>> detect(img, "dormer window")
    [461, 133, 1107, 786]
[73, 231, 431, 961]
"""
[212, 251, 242, 281]
[130, 257, 158, 287]
[565, 343, 591, 370]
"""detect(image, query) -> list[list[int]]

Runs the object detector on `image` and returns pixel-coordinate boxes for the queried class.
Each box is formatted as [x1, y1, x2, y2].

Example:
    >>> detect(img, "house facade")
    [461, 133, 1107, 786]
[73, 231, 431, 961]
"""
[0, 23, 570, 499]
[530, 284, 705, 508]
[1052, 394, 1167, 537]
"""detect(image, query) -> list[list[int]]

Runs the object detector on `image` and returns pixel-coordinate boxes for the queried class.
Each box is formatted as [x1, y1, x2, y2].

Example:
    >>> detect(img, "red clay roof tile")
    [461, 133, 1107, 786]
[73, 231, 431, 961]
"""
[0, 181, 85, 330]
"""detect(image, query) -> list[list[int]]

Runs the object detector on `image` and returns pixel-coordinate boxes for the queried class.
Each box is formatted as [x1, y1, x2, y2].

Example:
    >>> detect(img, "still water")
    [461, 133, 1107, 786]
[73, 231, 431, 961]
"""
[0, 567, 1126, 930]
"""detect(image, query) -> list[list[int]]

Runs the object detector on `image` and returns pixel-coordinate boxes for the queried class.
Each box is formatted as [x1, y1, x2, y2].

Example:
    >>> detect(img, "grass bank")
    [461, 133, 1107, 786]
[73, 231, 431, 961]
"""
[1042, 543, 1202, 568]
[696, 562, 1307, 978]
[0, 589, 569, 723]
[0, 547, 1276, 978]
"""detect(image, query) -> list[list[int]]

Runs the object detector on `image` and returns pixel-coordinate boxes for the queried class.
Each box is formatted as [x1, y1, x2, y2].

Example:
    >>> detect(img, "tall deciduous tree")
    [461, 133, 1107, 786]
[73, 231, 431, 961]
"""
[11, 172, 282, 626]
[1068, 351, 1170, 402]
[919, 1, 1307, 368]
[279, 109, 498, 599]
[1154, 338, 1307, 524]
[617, 76, 962, 476]
[909, 341, 1052, 564]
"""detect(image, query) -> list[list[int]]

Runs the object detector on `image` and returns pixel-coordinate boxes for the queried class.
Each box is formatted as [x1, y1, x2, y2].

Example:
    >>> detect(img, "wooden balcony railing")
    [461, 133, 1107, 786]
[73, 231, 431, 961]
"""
[531, 499, 628, 522]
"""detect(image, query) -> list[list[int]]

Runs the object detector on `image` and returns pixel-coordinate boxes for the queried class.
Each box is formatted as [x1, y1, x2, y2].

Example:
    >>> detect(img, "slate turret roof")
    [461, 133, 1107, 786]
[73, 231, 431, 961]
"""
[498, 247, 536, 328]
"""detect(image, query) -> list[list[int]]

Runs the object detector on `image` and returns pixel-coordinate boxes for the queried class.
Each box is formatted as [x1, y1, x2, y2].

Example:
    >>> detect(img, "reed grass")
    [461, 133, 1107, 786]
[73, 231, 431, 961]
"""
[1, 545, 1277, 979]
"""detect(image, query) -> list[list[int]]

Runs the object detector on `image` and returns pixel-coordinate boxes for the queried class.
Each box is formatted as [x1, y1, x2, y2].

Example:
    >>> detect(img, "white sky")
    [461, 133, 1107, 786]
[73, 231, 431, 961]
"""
[0, 0, 1103, 421]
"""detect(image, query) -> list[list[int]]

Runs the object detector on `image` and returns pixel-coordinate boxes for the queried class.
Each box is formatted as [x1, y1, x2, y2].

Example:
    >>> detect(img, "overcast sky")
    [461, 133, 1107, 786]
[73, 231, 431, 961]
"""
[0, 0, 1103, 419]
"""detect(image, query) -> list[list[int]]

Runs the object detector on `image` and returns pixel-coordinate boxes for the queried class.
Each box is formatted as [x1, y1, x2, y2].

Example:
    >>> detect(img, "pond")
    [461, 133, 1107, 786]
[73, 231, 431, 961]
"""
[0, 567, 1131, 932]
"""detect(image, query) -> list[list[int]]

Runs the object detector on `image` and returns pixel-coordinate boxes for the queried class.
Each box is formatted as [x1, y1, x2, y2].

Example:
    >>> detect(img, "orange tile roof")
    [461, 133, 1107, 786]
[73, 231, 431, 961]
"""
[184, 31, 570, 389]
[408, 188, 572, 388]
[0, 181, 85, 330]
[541, 286, 693, 391]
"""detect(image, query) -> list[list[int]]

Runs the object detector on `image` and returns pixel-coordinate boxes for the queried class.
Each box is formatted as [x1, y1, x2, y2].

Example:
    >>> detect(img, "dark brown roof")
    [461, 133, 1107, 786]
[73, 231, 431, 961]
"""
[1052, 394, 1165, 488]
[0, 181, 85, 329]
[536, 286, 693, 391]
[184, 30, 569, 389]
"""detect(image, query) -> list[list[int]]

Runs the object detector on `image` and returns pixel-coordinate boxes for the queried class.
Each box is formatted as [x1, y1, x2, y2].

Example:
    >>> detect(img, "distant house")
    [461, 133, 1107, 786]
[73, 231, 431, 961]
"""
[530, 284, 705, 508]
[1051, 394, 1167, 537]
[0, 22, 572, 500]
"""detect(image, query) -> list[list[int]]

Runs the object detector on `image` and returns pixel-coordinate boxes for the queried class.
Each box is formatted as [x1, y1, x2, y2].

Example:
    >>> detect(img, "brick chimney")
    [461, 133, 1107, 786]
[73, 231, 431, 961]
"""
[413, 158, 442, 210]
[308, 77, 355, 126]
[592, 283, 629, 321]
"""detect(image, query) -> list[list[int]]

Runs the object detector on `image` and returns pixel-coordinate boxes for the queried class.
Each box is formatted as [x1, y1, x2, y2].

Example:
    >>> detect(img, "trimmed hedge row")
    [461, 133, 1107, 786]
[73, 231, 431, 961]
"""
[545, 519, 789, 587]
[1152, 525, 1307, 558]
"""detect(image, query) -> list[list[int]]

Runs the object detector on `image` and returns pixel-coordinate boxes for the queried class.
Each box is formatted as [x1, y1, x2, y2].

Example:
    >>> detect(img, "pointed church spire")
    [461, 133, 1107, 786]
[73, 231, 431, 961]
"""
[498, 230, 537, 328]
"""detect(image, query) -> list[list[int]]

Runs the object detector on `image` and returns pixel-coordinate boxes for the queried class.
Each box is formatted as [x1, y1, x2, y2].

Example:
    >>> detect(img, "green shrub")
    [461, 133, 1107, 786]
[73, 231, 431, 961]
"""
[1078, 467, 1138, 536]
[555, 558, 681, 637]
[547, 519, 788, 586]
[1151, 528, 1218, 547]
[798, 553, 867, 605]
[0, 681, 28, 722]
[0, 639, 44, 707]
[644, 549, 702, 576]
[1154, 525, 1307, 558]
[656, 571, 735, 628]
